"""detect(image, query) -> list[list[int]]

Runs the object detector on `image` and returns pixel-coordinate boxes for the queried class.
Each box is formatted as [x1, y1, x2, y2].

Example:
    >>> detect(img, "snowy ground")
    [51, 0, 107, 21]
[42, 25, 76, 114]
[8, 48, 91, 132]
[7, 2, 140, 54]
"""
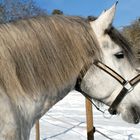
[30, 91, 140, 140]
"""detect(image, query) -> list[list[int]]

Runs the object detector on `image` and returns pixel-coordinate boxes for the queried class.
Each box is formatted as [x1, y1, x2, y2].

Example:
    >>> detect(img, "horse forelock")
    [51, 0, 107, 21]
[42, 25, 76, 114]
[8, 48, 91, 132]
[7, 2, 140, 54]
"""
[88, 16, 136, 66]
[105, 27, 136, 65]
[0, 15, 101, 98]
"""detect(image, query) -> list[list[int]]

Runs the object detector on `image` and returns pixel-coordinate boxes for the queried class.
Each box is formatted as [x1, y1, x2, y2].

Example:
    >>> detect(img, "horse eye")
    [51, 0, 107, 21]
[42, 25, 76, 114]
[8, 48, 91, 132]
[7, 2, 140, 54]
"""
[114, 51, 124, 59]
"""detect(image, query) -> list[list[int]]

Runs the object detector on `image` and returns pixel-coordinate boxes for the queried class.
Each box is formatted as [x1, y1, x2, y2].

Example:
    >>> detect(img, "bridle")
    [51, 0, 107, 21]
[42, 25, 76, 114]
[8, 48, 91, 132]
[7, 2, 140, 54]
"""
[75, 60, 140, 115]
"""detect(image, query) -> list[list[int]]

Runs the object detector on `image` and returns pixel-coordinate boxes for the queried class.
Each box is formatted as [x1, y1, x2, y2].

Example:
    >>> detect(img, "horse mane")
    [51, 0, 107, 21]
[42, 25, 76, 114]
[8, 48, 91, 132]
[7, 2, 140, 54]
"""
[0, 15, 101, 98]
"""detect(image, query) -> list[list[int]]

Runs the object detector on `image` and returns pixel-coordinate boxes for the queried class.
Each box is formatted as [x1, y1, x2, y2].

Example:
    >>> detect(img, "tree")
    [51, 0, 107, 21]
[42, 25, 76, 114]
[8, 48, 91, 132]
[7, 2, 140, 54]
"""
[122, 18, 140, 62]
[0, 0, 46, 23]
[52, 9, 63, 15]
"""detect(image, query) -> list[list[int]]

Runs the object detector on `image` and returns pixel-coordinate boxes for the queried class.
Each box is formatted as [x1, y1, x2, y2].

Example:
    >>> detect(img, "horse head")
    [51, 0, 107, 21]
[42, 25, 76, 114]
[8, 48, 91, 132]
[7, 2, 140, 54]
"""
[80, 2, 140, 124]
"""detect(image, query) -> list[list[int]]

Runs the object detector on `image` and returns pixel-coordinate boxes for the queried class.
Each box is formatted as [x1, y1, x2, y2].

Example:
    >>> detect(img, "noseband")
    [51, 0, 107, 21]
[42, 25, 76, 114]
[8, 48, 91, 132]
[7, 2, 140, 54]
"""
[75, 60, 140, 115]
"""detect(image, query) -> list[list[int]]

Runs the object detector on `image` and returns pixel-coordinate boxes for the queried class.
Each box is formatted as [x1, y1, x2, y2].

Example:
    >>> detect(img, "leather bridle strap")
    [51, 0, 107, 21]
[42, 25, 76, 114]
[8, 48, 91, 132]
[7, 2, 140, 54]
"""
[130, 74, 140, 86]
[108, 74, 140, 115]
[75, 60, 140, 116]
[94, 60, 140, 115]
[94, 60, 127, 85]
[75, 63, 105, 113]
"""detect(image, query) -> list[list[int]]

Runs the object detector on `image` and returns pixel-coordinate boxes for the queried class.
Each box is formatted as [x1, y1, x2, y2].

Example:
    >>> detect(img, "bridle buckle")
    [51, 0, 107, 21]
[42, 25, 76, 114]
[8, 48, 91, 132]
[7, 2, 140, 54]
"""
[124, 81, 134, 93]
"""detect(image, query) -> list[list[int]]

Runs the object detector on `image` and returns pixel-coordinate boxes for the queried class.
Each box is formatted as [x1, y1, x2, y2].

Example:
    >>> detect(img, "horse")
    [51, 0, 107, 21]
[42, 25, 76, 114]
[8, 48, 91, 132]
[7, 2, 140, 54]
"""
[0, 2, 139, 140]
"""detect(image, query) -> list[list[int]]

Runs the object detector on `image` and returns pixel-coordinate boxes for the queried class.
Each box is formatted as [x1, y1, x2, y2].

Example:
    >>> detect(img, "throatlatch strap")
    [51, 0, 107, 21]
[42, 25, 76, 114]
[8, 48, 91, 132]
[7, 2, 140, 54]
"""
[75, 62, 92, 92]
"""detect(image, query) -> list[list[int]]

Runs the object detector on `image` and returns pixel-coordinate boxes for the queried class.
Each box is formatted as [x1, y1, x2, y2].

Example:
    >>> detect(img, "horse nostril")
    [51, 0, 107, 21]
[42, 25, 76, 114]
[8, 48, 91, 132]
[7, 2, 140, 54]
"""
[131, 106, 140, 124]
[108, 108, 117, 115]
[112, 110, 117, 115]
[134, 118, 139, 124]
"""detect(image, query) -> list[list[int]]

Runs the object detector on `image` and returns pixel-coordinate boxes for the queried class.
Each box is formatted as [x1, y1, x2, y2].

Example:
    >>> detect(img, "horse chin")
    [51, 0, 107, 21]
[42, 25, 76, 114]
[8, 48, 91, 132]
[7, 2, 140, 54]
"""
[121, 106, 140, 124]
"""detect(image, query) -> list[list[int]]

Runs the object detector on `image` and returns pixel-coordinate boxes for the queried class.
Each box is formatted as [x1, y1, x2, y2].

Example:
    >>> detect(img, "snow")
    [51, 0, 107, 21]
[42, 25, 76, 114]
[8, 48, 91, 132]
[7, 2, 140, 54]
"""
[30, 91, 140, 140]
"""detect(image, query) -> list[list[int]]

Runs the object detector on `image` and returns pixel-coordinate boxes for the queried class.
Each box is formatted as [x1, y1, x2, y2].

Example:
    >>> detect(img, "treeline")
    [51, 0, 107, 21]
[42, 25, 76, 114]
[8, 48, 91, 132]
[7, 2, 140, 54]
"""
[122, 18, 140, 62]
[0, 0, 46, 23]
[0, 1, 63, 23]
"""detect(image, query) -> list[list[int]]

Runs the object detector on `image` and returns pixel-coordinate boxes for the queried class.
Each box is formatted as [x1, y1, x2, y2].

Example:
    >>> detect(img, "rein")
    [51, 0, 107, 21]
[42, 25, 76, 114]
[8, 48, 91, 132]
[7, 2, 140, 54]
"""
[75, 60, 140, 115]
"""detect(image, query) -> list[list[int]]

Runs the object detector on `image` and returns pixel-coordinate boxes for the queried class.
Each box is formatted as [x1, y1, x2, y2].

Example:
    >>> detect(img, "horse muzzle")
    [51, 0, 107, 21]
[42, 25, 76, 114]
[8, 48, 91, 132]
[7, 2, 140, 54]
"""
[94, 60, 140, 116]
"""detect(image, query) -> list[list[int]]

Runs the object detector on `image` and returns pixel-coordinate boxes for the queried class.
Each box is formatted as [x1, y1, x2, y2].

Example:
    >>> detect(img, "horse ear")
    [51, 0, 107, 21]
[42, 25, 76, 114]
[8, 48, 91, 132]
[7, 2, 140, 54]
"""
[90, 2, 118, 35]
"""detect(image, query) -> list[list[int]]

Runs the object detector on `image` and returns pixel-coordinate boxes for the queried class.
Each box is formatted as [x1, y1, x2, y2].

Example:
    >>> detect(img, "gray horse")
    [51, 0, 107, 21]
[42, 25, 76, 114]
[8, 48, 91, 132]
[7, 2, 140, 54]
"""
[0, 3, 139, 140]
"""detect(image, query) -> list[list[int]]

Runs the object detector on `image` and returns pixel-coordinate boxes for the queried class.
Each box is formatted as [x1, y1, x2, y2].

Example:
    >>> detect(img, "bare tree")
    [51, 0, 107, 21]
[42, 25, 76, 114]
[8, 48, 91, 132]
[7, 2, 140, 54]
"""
[52, 9, 63, 15]
[122, 18, 140, 61]
[0, 0, 46, 23]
